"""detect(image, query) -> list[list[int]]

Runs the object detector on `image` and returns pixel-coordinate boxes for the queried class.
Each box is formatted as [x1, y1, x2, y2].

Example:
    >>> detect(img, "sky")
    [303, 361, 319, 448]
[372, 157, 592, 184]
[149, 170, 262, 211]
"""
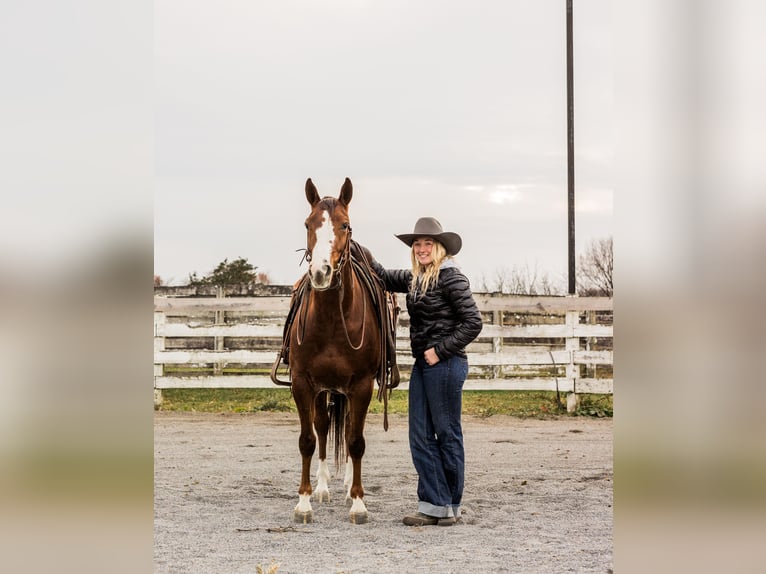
[153, 0, 613, 288]
[3, 2, 766, 568]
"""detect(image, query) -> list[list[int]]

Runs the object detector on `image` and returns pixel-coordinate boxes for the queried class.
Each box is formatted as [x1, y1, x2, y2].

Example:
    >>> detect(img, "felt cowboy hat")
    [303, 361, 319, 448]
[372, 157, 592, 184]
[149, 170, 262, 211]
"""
[395, 217, 463, 256]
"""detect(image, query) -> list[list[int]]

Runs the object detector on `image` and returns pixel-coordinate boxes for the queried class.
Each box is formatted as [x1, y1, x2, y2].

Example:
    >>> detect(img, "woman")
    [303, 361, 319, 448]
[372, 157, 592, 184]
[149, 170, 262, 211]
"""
[371, 217, 483, 526]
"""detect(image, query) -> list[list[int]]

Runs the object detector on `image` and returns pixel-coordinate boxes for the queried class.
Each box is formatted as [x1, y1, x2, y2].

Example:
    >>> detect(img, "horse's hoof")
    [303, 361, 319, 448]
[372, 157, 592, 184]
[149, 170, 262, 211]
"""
[349, 512, 368, 525]
[315, 490, 330, 503]
[294, 510, 313, 524]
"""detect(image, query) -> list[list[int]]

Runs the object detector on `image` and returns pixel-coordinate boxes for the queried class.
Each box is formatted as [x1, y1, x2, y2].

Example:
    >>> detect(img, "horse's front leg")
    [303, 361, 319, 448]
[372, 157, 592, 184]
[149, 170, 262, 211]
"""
[345, 386, 372, 524]
[293, 383, 316, 523]
[313, 391, 331, 503]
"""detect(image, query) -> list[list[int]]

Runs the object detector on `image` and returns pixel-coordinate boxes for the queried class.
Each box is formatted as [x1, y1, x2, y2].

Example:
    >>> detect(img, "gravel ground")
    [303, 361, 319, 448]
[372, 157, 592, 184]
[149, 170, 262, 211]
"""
[154, 411, 613, 573]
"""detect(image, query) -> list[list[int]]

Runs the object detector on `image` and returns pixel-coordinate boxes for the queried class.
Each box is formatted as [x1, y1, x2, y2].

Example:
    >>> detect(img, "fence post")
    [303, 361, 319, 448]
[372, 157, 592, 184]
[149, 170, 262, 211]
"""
[586, 310, 596, 379]
[154, 310, 166, 407]
[492, 310, 503, 379]
[565, 308, 581, 412]
[214, 285, 225, 375]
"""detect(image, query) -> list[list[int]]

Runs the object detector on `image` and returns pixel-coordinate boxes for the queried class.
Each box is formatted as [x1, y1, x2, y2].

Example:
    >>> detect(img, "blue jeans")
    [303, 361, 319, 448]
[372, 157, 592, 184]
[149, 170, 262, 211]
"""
[408, 355, 469, 518]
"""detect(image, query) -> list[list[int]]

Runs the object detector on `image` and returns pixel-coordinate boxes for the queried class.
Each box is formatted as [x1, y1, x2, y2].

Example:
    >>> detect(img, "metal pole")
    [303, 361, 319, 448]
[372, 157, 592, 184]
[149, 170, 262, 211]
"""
[566, 0, 576, 295]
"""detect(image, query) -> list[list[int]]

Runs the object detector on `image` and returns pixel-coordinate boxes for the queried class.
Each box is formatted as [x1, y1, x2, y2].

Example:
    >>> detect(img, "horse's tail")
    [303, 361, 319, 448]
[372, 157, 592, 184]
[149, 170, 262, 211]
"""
[327, 391, 347, 470]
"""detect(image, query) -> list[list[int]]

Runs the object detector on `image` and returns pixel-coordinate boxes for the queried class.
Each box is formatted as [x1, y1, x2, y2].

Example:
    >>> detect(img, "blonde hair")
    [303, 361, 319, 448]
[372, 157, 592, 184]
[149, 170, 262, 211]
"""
[409, 240, 449, 297]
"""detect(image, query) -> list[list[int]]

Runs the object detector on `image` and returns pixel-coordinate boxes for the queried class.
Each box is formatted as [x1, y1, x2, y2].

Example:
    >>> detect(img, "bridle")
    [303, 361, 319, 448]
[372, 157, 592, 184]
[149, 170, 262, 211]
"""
[296, 223, 367, 350]
[300, 200, 351, 281]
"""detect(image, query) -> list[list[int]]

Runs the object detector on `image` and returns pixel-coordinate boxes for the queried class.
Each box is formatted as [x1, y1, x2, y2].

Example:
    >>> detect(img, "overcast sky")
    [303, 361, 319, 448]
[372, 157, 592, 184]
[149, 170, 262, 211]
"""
[154, 0, 613, 288]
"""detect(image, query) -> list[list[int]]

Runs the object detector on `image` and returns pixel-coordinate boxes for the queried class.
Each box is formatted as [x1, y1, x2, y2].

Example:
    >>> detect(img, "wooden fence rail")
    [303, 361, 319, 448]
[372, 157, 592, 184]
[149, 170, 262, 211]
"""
[154, 292, 613, 405]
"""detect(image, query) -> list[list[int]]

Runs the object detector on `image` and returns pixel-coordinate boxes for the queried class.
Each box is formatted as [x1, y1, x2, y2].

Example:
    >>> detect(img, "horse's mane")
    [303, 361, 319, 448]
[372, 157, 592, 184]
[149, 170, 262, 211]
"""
[318, 196, 338, 210]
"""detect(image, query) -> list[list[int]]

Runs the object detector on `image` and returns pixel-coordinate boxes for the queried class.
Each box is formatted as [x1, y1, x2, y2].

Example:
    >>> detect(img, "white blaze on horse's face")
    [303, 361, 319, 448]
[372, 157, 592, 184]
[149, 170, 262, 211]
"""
[309, 208, 335, 290]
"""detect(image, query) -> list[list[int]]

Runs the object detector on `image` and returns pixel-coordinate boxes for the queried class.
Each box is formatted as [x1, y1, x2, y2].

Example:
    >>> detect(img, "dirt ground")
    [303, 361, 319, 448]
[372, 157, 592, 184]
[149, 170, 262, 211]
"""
[154, 411, 613, 573]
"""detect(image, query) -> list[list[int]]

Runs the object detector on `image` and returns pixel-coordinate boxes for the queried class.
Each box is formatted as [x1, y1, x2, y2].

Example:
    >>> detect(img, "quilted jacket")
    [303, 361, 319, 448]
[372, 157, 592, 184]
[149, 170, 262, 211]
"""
[371, 259, 482, 361]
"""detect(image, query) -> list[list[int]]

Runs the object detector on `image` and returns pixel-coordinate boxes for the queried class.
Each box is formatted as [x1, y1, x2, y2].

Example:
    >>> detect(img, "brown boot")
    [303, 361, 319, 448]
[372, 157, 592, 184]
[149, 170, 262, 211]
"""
[402, 512, 439, 526]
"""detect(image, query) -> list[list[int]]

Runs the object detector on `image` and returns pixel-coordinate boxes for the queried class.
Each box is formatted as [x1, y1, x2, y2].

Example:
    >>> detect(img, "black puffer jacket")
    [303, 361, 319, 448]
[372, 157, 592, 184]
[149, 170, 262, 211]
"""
[371, 260, 483, 361]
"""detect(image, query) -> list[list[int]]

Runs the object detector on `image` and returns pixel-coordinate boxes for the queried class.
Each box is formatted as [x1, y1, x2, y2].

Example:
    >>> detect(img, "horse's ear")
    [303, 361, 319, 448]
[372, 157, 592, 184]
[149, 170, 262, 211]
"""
[339, 177, 353, 206]
[305, 178, 320, 206]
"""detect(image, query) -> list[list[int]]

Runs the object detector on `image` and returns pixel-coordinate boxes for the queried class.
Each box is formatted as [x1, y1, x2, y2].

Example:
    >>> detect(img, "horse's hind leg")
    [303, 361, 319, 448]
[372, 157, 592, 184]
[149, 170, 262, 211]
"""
[313, 392, 331, 503]
[343, 453, 353, 499]
[292, 382, 316, 523]
[342, 406, 354, 500]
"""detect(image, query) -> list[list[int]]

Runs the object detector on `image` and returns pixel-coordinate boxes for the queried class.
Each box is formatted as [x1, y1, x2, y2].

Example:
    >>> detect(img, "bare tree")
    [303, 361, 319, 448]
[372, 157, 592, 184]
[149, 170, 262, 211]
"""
[510, 263, 539, 295]
[577, 236, 613, 296]
[539, 272, 558, 295]
[494, 267, 510, 293]
[481, 263, 563, 295]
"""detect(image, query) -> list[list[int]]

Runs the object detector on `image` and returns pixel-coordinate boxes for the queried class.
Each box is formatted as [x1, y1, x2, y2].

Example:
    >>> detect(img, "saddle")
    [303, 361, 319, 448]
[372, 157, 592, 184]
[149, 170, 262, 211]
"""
[270, 240, 401, 394]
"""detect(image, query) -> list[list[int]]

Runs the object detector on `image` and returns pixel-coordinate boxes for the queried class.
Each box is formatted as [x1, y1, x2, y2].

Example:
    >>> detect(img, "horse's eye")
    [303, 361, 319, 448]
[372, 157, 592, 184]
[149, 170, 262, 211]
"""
[304, 222, 309, 230]
[341, 222, 349, 230]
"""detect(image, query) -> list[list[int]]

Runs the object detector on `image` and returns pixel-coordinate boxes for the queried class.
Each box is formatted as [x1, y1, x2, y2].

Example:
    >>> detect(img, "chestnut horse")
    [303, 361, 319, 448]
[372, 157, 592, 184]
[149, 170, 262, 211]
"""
[287, 177, 386, 524]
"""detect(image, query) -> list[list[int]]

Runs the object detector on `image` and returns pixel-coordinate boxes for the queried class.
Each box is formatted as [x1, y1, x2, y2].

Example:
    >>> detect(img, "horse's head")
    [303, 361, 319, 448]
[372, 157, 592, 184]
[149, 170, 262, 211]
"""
[304, 178, 353, 290]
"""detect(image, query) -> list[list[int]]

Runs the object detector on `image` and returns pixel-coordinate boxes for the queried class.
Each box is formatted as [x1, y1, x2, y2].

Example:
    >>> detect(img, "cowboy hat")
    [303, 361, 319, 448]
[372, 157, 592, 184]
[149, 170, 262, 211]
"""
[395, 217, 462, 256]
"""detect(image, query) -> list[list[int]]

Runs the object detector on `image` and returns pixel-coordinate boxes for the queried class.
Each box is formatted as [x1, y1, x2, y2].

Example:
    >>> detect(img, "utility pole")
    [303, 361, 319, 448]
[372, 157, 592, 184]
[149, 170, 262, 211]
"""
[566, 0, 576, 295]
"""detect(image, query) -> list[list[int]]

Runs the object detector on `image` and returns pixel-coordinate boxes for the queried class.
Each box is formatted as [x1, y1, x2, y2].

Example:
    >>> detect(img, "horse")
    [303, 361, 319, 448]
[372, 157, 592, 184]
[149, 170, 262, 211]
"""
[284, 177, 392, 524]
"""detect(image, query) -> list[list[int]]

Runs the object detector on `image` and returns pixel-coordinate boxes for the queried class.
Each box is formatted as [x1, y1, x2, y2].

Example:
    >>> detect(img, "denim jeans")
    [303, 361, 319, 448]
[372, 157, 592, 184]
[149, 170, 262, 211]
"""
[408, 355, 469, 518]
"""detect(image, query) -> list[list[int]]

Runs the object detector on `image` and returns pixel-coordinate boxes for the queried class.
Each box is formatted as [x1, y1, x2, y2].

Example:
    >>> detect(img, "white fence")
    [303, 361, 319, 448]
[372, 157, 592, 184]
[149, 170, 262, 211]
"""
[154, 292, 612, 402]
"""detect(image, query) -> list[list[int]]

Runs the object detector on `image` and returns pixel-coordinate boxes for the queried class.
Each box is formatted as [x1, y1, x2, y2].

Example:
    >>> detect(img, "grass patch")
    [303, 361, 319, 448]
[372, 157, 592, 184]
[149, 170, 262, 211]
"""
[157, 388, 612, 418]
[158, 388, 295, 413]
[572, 393, 613, 417]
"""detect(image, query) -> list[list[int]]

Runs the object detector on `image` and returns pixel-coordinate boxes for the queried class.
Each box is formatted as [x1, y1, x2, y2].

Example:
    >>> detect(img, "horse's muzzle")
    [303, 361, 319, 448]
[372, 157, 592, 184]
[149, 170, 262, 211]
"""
[310, 264, 333, 290]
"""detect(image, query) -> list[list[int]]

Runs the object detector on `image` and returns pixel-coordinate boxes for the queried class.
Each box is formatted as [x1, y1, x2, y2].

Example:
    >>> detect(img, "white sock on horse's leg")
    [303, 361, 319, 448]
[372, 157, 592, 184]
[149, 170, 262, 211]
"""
[315, 459, 331, 502]
[343, 459, 353, 500]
